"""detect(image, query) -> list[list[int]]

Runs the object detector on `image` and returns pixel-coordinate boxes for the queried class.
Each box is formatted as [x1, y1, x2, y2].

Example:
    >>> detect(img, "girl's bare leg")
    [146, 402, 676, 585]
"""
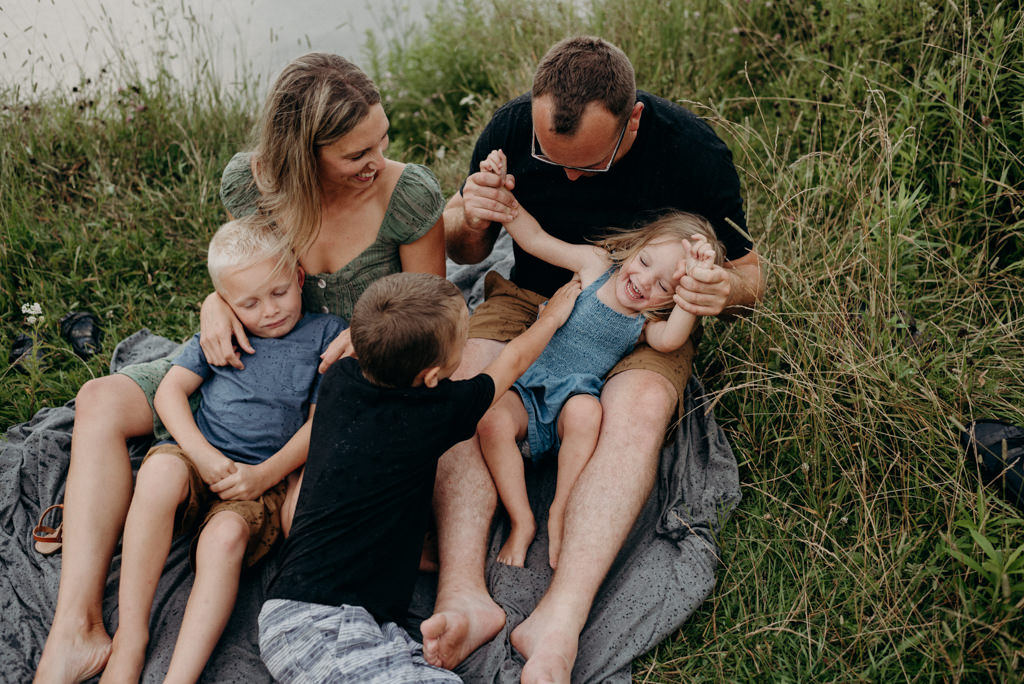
[101, 453, 189, 684]
[477, 392, 533, 567]
[34, 375, 154, 684]
[548, 395, 602, 569]
[163, 511, 249, 684]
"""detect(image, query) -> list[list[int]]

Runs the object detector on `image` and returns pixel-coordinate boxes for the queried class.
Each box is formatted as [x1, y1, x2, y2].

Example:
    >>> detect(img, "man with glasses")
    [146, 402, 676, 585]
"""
[425, 36, 764, 683]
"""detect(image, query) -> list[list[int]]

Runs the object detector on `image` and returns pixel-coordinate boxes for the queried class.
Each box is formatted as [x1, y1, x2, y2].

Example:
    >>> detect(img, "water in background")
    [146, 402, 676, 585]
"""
[1, 0, 429, 99]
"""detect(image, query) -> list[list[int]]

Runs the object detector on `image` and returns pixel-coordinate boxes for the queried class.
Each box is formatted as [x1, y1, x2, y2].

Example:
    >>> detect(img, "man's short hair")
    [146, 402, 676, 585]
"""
[350, 272, 467, 388]
[207, 215, 295, 292]
[531, 35, 636, 135]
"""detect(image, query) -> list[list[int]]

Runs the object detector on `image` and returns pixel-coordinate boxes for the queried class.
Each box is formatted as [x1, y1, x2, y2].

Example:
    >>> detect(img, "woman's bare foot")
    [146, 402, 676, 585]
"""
[33, 618, 112, 684]
[496, 518, 536, 567]
[421, 591, 506, 670]
[97, 631, 148, 684]
[511, 608, 579, 684]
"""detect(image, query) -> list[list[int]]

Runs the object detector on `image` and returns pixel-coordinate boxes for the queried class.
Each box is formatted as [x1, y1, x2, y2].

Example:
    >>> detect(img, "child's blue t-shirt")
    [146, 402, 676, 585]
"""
[170, 313, 346, 465]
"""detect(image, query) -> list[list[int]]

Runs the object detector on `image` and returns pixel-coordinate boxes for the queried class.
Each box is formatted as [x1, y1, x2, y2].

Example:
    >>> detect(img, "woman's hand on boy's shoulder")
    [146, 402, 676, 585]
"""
[318, 328, 355, 374]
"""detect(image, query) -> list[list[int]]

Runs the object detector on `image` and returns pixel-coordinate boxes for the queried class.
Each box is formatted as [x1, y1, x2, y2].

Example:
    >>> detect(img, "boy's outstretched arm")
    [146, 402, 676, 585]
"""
[481, 275, 582, 404]
[210, 405, 316, 501]
[155, 365, 238, 485]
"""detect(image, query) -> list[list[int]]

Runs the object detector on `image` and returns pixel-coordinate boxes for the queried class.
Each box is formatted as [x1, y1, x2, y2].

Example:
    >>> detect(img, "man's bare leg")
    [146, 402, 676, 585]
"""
[34, 376, 154, 684]
[422, 339, 508, 669]
[511, 369, 675, 684]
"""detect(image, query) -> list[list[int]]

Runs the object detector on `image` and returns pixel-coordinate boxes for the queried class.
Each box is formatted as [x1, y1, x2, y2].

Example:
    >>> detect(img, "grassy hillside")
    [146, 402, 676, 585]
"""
[3, 0, 1022, 680]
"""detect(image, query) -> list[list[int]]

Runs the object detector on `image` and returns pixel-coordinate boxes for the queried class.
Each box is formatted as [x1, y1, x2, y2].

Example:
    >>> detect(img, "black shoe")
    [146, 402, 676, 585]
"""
[59, 311, 103, 359]
[8, 333, 42, 374]
[962, 419, 1024, 513]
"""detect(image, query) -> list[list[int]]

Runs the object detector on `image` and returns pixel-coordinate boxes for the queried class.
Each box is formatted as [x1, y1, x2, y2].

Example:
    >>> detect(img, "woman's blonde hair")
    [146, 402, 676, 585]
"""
[250, 53, 381, 259]
[596, 211, 725, 320]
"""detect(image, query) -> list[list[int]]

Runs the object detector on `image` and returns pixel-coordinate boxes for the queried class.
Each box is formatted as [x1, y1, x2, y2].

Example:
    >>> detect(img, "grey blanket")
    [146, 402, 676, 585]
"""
[0, 234, 741, 683]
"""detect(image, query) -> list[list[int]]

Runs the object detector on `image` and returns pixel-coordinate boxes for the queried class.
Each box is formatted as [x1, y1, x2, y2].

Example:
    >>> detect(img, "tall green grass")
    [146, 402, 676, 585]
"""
[3, 0, 1023, 680]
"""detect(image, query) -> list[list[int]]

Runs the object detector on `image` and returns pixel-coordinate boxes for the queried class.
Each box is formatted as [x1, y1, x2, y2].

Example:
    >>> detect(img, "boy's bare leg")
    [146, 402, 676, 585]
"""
[163, 511, 249, 684]
[422, 339, 508, 669]
[478, 392, 534, 567]
[101, 453, 190, 684]
[547, 394, 601, 570]
[34, 376, 153, 684]
[512, 369, 675, 684]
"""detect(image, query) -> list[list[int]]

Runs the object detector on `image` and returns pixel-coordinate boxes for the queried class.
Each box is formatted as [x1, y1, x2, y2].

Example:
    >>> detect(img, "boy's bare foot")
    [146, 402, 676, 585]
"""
[511, 608, 578, 684]
[421, 592, 506, 669]
[97, 631, 148, 684]
[33, 619, 112, 684]
[547, 509, 565, 569]
[496, 519, 536, 567]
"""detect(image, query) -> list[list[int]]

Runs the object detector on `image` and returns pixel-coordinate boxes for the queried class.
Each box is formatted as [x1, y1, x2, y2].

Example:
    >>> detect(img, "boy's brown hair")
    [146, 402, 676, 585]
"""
[350, 272, 467, 388]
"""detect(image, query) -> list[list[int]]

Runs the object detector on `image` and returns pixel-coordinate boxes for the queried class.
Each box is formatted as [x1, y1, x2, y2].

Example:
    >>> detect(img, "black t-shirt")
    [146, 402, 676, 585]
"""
[266, 357, 495, 624]
[468, 91, 751, 297]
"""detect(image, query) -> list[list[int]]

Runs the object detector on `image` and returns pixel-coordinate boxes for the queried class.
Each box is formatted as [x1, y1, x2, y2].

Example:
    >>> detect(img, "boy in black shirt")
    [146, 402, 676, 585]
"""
[257, 271, 580, 683]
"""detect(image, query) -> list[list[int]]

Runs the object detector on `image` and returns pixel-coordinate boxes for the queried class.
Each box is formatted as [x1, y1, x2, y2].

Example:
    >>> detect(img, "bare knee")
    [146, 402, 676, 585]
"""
[134, 453, 189, 505]
[197, 512, 250, 560]
[74, 374, 154, 441]
[559, 395, 602, 435]
[477, 406, 517, 450]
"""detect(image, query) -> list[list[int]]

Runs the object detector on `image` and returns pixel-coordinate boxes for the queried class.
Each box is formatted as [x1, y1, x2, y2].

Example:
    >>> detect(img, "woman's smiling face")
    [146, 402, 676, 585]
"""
[316, 103, 390, 191]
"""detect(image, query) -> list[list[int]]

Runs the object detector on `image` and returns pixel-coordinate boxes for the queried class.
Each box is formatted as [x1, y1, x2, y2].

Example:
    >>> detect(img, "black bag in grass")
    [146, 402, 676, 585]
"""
[961, 419, 1024, 513]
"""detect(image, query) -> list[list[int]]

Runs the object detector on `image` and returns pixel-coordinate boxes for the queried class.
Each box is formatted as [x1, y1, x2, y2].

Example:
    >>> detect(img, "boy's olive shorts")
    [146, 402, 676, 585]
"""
[141, 443, 288, 570]
[468, 271, 697, 422]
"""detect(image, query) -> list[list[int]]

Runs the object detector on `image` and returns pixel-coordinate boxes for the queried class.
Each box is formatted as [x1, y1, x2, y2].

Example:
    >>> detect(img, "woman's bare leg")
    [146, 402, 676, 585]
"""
[35, 375, 154, 684]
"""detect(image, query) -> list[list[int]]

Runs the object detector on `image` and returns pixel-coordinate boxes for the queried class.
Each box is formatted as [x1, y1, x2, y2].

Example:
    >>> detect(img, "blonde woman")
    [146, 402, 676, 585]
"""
[34, 53, 444, 684]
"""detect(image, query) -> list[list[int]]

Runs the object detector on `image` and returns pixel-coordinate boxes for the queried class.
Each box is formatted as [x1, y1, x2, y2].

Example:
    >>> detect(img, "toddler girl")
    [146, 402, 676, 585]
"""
[476, 149, 724, 569]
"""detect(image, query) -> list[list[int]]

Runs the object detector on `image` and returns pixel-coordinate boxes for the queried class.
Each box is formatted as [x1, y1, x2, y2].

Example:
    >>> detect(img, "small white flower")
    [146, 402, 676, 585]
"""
[26, 315, 38, 325]
[21, 302, 43, 316]
[840, 516, 849, 525]
[458, 94, 476, 107]
[435, 146, 446, 160]
[801, 462, 810, 473]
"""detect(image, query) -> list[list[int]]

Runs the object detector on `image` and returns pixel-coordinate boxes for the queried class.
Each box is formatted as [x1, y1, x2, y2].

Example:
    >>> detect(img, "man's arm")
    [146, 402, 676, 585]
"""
[481, 277, 581, 403]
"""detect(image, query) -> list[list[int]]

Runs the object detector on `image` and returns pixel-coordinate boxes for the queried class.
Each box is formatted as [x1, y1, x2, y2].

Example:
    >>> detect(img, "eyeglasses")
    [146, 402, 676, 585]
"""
[530, 116, 628, 173]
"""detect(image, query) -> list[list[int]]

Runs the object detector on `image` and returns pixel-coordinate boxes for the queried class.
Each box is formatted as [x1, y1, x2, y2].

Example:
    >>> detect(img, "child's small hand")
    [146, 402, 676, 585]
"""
[480, 149, 507, 180]
[192, 448, 238, 487]
[209, 462, 270, 501]
[539, 275, 582, 326]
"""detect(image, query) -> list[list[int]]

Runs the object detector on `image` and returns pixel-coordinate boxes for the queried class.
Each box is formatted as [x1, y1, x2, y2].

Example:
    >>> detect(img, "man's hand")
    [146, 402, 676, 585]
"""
[462, 149, 518, 231]
[318, 327, 354, 374]
[210, 462, 273, 501]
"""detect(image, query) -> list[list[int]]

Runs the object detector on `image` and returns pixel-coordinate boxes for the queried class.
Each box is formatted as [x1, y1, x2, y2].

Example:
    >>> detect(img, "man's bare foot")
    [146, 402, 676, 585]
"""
[33, 619, 112, 684]
[97, 631, 148, 684]
[547, 509, 565, 569]
[511, 610, 578, 684]
[496, 519, 536, 567]
[421, 592, 506, 669]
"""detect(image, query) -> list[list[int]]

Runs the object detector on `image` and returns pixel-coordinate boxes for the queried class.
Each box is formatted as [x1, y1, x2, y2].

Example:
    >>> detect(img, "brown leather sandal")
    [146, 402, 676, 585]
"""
[32, 503, 64, 555]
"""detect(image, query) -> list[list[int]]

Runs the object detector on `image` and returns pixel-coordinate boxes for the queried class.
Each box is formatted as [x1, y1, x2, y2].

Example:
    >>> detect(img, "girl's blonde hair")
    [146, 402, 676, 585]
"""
[250, 52, 381, 259]
[596, 211, 725, 320]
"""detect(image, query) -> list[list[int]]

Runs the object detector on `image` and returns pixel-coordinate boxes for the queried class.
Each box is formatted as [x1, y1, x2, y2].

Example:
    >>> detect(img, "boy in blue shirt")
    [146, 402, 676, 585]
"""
[258, 271, 580, 683]
[100, 216, 345, 684]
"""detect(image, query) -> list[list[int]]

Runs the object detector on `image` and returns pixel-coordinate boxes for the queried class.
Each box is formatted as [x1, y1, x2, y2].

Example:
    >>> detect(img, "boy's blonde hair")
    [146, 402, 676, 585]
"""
[207, 216, 297, 292]
[350, 273, 467, 388]
[597, 211, 725, 319]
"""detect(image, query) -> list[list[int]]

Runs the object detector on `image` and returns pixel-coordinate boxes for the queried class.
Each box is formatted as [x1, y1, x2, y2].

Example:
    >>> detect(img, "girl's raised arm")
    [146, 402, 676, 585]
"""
[482, 150, 603, 275]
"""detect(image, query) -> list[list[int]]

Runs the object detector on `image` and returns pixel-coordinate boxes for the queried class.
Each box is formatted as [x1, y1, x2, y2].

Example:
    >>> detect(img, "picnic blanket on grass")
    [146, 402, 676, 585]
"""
[0, 234, 741, 683]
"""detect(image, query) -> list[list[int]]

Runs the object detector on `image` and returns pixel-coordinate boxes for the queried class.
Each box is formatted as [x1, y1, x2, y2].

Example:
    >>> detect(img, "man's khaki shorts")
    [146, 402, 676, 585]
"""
[142, 443, 288, 570]
[468, 272, 698, 423]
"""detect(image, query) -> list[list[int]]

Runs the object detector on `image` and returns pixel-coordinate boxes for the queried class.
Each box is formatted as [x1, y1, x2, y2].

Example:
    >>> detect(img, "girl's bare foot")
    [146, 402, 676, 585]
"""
[496, 518, 536, 567]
